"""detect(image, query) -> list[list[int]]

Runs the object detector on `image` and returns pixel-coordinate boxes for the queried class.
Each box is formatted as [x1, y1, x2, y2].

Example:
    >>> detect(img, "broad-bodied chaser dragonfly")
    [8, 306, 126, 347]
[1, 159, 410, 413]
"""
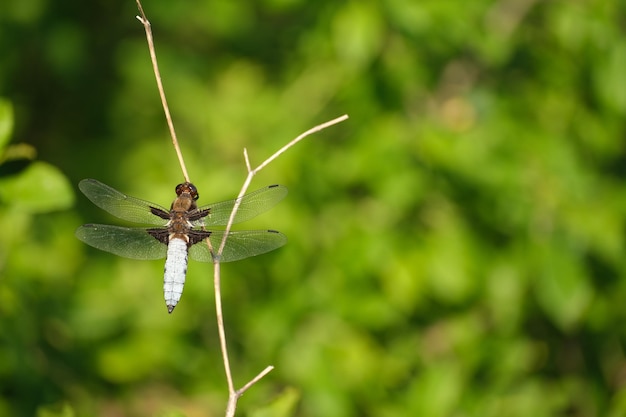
[76, 179, 287, 313]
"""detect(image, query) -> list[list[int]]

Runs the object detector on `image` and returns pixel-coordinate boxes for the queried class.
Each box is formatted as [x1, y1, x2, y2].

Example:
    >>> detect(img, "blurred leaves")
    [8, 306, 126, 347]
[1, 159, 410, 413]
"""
[0, 97, 76, 416]
[249, 387, 300, 417]
[2, 0, 626, 416]
[0, 161, 74, 213]
[0, 99, 13, 150]
[0, 98, 74, 213]
[37, 403, 75, 417]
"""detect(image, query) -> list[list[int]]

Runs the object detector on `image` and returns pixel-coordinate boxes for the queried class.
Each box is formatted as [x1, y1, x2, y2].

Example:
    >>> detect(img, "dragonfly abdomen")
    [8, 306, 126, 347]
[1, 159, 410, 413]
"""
[163, 237, 189, 313]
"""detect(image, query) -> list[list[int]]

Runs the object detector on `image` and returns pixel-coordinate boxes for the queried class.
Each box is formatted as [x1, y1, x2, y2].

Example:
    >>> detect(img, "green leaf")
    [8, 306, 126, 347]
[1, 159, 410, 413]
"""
[0, 98, 14, 151]
[0, 161, 74, 213]
[533, 242, 593, 330]
[37, 402, 75, 417]
[249, 387, 300, 417]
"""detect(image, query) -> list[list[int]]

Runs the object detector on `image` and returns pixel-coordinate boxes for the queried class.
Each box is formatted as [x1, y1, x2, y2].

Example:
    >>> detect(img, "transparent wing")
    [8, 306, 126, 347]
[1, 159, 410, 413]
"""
[195, 185, 287, 227]
[188, 230, 287, 263]
[79, 179, 169, 225]
[76, 224, 167, 260]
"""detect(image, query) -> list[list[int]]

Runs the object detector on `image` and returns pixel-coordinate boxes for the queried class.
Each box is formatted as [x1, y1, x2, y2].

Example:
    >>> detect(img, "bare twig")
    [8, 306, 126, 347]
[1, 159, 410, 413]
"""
[225, 365, 275, 416]
[214, 114, 348, 417]
[135, 2, 349, 416]
[238, 365, 275, 395]
[135, 0, 190, 182]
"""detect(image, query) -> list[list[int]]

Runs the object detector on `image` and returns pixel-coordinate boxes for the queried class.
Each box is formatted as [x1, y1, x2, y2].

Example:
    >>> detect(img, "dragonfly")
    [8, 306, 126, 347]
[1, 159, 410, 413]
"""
[75, 179, 287, 313]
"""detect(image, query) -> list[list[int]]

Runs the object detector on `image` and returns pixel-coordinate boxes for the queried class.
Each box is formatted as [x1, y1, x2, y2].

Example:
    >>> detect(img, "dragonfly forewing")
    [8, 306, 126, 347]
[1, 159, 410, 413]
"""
[79, 179, 170, 225]
[188, 230, 287, 262]
[195, 184, 288, 227]
[76, 224, 167, 260]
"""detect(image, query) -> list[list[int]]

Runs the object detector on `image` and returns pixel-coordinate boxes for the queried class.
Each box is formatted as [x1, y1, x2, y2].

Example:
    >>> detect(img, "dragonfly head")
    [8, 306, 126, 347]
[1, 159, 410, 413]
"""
[175, 182, 199, 201]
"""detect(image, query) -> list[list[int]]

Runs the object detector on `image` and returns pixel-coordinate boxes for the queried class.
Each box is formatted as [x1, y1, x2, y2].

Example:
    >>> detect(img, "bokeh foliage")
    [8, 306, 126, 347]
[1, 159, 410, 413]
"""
[2, 0, 626, 416]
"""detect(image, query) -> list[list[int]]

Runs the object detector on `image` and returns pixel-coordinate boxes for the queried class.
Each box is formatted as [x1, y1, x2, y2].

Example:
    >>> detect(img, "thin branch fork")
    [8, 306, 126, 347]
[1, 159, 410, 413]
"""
[217, 114, 350, 259]
[215, 115, 348, 417]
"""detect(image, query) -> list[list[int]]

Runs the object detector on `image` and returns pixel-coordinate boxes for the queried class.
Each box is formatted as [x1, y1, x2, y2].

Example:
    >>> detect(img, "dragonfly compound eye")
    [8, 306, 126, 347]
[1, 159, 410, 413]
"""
[188, 183, 199, 200]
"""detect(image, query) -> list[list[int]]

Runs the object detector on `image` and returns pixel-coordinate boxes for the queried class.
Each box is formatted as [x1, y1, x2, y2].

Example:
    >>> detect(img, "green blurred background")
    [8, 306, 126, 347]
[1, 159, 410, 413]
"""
[2, 0, 626, 416]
